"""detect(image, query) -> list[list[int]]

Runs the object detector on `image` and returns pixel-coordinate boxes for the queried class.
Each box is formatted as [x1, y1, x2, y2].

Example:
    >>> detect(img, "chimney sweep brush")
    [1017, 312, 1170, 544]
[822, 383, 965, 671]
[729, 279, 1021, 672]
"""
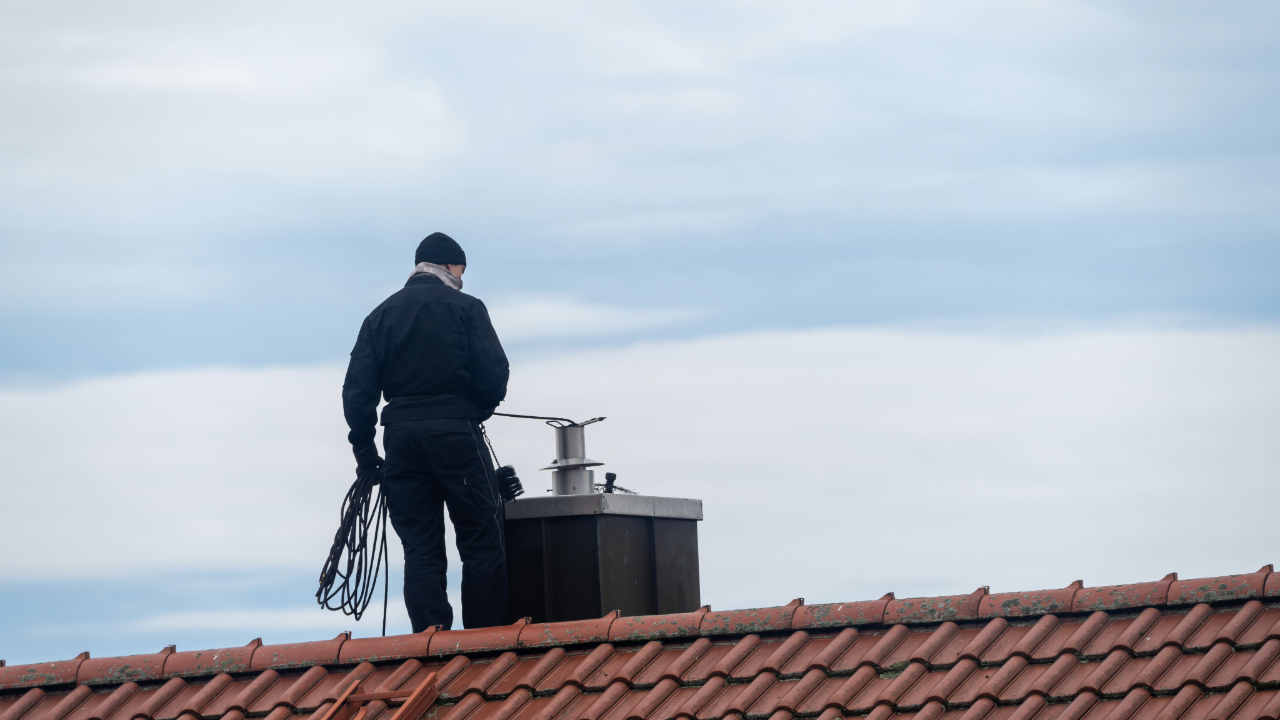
[316, 462, 391, 635]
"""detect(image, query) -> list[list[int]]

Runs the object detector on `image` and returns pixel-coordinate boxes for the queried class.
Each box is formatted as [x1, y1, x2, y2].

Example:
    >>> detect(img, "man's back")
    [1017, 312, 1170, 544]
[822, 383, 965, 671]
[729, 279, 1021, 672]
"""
[340, 232, 511, 632]
[344, 276, 509, 442]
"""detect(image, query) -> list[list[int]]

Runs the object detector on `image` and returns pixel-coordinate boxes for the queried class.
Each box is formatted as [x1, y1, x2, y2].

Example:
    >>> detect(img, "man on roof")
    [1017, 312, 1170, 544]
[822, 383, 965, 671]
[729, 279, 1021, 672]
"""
[342, 231, 510, 631]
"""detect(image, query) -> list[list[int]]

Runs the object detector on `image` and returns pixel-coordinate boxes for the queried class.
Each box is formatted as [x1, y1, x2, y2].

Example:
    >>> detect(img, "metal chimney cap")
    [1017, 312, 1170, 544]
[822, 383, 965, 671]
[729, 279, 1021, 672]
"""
[540, 457, 605, 471]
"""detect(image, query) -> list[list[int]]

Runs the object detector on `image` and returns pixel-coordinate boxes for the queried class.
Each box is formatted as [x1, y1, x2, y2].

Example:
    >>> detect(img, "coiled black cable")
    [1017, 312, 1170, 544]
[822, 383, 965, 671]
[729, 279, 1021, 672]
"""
[316, 463, 391, 635]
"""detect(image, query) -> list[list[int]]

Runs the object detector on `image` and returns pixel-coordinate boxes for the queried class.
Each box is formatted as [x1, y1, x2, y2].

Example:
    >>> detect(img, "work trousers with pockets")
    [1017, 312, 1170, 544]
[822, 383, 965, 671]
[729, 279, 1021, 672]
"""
[381, 418, 507, 632]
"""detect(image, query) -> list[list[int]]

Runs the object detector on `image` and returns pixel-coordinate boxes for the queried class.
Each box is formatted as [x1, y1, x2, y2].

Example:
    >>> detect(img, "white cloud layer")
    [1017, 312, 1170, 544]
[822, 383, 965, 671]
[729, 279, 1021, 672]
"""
[3, 325, 1277, 614]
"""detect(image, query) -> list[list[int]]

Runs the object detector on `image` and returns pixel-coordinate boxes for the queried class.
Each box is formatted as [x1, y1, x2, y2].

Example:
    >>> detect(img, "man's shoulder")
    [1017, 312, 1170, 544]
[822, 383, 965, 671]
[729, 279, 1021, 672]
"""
[367, 281, 479, 318]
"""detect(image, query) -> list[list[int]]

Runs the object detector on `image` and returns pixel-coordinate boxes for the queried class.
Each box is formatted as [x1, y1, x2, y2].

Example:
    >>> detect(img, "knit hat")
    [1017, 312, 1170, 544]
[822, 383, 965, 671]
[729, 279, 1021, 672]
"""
[415, 232, 466, 266]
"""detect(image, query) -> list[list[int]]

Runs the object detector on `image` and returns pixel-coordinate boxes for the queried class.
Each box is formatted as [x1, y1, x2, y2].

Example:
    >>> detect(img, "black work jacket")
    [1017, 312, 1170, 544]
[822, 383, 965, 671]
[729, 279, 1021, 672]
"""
[342, 274, 509, 450]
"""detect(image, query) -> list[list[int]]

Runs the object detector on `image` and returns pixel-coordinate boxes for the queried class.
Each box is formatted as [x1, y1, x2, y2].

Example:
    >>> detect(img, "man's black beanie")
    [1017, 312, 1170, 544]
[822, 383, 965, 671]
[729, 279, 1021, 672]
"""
[415, 232, 466, 266]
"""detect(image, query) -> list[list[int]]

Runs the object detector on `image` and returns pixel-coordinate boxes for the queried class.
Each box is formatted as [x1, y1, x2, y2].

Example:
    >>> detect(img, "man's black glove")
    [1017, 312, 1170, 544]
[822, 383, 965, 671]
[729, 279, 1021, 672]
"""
[353, 444, 383, 481]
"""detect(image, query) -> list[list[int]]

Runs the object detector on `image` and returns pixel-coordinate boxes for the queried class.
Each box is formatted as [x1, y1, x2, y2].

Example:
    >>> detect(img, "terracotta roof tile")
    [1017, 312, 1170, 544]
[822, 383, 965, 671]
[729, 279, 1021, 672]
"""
[887, 588, 989, 625]
[700, 600, 803, 637]
[793, 594, 893, 629]
[12, 570, 1280, 720]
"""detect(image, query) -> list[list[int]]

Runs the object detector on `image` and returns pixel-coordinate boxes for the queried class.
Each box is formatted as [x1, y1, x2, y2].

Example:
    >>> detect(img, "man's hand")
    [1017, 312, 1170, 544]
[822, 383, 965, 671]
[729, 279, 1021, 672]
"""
[353, 444, 383, 476]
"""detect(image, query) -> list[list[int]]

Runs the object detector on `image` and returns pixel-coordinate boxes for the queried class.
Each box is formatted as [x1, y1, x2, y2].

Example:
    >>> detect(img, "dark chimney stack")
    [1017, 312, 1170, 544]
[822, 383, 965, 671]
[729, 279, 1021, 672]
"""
[503, 418, 702, 623]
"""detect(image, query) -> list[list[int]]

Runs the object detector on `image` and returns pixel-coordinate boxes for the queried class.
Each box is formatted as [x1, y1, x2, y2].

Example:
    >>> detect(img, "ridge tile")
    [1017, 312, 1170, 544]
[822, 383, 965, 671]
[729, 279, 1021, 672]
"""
[981, 582, 1082, 619]
[78, 647, 173, 686]
[0, 652, 88, 690]
[521, 613, 618, 649]
[1072, 573, 1177, 613]
[165, 641, 260, 678]
[251, 633, 347, 672]
[886, 588, 988, 625]
[339, 628, 436, 664]
[430, 620, 528, 657]
[793, 595, 894, 629]
[700, 600, 803, 636]
[1168, 567, 1272, 606]
[609, 609, 708, 642]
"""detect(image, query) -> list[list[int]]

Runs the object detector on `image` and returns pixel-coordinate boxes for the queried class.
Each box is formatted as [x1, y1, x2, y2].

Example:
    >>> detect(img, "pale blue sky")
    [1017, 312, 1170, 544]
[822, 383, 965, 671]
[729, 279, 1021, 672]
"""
[1, 1, 1277, 379]
[2, 0, 1280, 667]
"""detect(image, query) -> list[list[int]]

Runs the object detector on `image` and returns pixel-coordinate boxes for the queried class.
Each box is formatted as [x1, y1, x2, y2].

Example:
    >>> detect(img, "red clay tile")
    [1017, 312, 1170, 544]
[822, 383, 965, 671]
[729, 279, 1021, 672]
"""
[0, 652, 89, 690]
[719, 637, 782, 680]
[223, 669, 279, 715]
[584, 647, 638, 689]
[676, 674, 726, 718]
[1185, 612, 1242, 652]
[1141, 606, 1212, 654]
[775, 669, 827, 713]
[877, 662, 929, 706]
[774, 633, 836, 675]
[727, 672, 780, 716]
[44, 683, 92, 720]
[166, 640, 260, 678]
[959, 618, 1010, 663]
[1003, 615, 1060, 662]
[1215, 600, 1264, 644]
[1131, 646, 1182, 691]
[1239, 639, 1280, 683]
[77, 647, 173, 686]
[1168, 567, 1271, 606]
[920, 658, 979, 705]
[431, 620, 529, 657]
[1073, 574, 1177, 613]
[82, 679, 139, 720]
[880, 628, 936, 669]
[1237, 608, 1280, 646]
[1260, 690, 1280, 720]
[1153, 653, 1204, 694]
[464, 654, 518, 696]
[521, 613, 618, 649]
[176, 672, 235, 717]
[608, 608, 708, 642]
[1206, 647, 1255, 691]
[982, 582, 1082, 619]
[844, 673, 894, 715]
[812, 665, 876, 712]
[757, 633, 810, 675]
[886, 588, 988, 624]
[564, 645, 617, 689]
[923, 625, 981, 666]
[340, 629, 437, 664]
[512, 648, 568, 693]
[0, 688, 47, 720]
[802, 628, 859, 672]
[272, 664, 329, 709]
[17, 568, 1280, 720]
[700, 600, 803, 636]
[910, 623, 959, 664]
[1160, 684, 1203, 720]
[858, 625, 913, 670]
[654, 638, 712, 683]
[1183, 643, 1234, 688]
[132, 676, 188, 719]
[251, 633, 347, 672]
[792, 595, 894, 629]
[1113, 609, 1163, 653]
[1001, 661, 1052, 703]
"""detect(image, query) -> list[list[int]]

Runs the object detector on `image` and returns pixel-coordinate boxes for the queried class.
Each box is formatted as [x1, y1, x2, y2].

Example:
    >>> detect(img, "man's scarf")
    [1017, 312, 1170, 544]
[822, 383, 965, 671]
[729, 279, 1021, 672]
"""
[409, 261, 463, 290]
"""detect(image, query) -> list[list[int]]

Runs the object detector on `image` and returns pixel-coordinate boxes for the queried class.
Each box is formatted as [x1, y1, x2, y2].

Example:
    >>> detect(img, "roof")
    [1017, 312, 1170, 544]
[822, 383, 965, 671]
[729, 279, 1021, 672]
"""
[5, 567, 1280, 720]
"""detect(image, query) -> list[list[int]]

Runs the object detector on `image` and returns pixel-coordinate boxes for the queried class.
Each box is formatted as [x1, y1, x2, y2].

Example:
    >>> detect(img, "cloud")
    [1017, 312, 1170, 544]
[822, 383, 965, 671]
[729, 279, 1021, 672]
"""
[1, 0, 1278, 381]
[488, 296, 706, 342]
[3, 325, 1277, 613]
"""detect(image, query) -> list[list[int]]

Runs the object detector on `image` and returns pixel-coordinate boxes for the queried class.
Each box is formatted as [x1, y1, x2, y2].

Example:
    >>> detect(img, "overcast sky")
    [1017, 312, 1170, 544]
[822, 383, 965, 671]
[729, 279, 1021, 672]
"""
[1, 0, 1278, 666]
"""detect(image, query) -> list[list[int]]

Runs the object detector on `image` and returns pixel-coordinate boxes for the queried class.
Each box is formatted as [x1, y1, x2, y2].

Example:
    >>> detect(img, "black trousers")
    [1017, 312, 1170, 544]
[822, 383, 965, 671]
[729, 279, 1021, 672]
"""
[381, 418, 507, 632]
